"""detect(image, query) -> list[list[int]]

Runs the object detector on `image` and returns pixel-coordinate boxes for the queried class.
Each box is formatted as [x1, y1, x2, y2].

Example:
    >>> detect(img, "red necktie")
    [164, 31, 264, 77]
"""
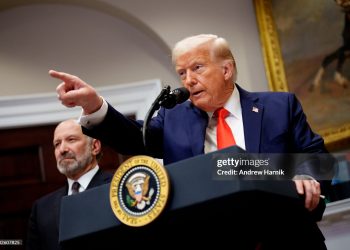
[216, 107, 236, 149]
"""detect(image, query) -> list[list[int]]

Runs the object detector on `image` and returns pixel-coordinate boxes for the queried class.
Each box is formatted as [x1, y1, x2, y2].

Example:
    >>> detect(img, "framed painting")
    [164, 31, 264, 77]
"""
[254, 0, 350, 149]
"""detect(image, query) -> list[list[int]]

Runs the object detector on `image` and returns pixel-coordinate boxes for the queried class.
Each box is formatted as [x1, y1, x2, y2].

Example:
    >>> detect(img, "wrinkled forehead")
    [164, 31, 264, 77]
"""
[54, 120, 83, 140]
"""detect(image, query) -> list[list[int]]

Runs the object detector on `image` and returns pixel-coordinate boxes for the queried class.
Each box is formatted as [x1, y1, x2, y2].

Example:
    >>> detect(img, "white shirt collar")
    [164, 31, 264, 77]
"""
[207, 84, 242, 120]
[67, 165, 99, 195]
[224, 84, 242, 119]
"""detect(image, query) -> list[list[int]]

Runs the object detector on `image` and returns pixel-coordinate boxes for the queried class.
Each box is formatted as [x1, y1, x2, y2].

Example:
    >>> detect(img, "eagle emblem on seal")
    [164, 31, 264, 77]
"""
[125, 172, 155, 210]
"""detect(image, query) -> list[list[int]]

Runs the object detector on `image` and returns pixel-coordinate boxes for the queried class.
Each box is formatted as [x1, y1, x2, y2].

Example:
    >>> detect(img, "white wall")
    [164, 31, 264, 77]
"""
[0, 0, 268, 98]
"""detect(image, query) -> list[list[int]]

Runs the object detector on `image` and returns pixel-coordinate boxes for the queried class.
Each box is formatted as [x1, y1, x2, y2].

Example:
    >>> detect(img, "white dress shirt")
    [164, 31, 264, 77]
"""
[79, 99, 108, 129]
[67, 165, 99, 195]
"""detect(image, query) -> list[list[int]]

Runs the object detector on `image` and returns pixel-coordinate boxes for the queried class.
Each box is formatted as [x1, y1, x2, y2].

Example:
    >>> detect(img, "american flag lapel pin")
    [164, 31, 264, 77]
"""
[252, 106, 259, 113]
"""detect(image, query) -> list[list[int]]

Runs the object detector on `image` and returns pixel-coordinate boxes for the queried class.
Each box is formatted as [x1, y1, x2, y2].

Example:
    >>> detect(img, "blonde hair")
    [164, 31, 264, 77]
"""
[172, 34, 234, 61]
[172, 34, 237, 81]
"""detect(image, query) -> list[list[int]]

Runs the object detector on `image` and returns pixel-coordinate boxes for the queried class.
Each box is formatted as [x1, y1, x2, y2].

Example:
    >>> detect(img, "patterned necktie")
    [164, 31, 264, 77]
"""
[71, 181, 80, 195]
[215, 107, 236, 150]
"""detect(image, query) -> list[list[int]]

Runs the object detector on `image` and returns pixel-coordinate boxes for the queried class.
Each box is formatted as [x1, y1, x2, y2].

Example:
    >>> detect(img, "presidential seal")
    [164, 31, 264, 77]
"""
[109, 155, 170, 227]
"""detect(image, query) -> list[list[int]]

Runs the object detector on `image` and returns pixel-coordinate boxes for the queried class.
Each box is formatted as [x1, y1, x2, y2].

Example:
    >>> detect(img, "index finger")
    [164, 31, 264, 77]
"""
[49, 70, 77, 82]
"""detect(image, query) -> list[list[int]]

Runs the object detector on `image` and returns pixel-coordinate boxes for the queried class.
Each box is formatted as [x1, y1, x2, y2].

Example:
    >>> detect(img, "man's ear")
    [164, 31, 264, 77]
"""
[91, 139, 102, 156]
[222, 60, 234, 81]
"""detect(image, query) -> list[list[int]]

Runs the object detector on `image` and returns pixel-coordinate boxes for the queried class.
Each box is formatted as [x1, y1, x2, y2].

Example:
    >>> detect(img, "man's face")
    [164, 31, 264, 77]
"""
[53, 120, 93, 178]
[175, 45, 234, 112]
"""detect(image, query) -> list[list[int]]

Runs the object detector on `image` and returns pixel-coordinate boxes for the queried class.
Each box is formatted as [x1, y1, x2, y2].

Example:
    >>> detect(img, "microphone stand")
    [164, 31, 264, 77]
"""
[142, 85, 171, 151]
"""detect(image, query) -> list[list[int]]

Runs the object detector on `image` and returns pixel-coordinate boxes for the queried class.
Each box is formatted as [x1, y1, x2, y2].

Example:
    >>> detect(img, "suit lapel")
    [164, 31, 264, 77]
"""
[185, 103, 208, 156]
[237, 85, 263, 153]
[87, 169, 112, 189]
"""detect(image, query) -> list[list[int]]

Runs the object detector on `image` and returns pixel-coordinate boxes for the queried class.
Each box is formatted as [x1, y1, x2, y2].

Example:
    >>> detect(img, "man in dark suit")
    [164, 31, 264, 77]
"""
[26, 119, 112, 250]
[50, 34, 333, 249]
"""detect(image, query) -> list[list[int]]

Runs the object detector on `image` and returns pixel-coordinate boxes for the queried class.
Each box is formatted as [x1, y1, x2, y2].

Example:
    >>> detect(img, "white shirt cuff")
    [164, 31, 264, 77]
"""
[78, 97, 108, 128]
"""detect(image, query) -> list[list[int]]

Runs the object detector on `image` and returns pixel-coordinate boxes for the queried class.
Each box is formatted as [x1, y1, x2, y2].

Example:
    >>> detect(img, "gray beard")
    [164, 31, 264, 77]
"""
[57, 149, 93, 177]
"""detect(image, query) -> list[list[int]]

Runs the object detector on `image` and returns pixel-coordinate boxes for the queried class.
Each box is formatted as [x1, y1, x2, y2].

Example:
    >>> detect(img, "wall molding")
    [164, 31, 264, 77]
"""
[0, 79, 163, 129]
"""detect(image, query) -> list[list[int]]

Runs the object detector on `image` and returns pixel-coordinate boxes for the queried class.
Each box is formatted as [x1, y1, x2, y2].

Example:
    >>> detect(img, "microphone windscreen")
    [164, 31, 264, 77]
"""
[171, 87, 190, 104]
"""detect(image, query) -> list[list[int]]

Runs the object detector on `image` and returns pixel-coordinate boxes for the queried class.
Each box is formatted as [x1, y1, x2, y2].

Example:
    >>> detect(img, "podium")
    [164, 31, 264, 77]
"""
[59, 146, 326, 249]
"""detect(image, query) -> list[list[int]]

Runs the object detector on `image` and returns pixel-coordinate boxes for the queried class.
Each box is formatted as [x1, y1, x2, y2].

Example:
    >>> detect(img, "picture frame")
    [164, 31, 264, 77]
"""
[254, 0, 350, 150]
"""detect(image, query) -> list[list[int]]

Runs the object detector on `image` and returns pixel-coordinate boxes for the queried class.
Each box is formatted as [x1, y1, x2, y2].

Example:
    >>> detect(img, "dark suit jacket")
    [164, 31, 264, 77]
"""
[26, 169, 112, 250]
[83, 85, 328, 162]
[81, 85, 333, 247]
[83, 84, 334, 200]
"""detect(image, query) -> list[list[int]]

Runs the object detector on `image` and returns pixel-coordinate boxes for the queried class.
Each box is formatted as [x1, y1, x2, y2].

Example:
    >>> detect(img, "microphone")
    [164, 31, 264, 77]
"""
[142, 85, 190, 150]
[159, 87, 190, 109]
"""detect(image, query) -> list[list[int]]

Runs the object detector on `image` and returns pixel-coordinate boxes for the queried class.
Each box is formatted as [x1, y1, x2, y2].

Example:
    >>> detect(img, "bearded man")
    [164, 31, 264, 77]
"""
[26, 119, 112, 250]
